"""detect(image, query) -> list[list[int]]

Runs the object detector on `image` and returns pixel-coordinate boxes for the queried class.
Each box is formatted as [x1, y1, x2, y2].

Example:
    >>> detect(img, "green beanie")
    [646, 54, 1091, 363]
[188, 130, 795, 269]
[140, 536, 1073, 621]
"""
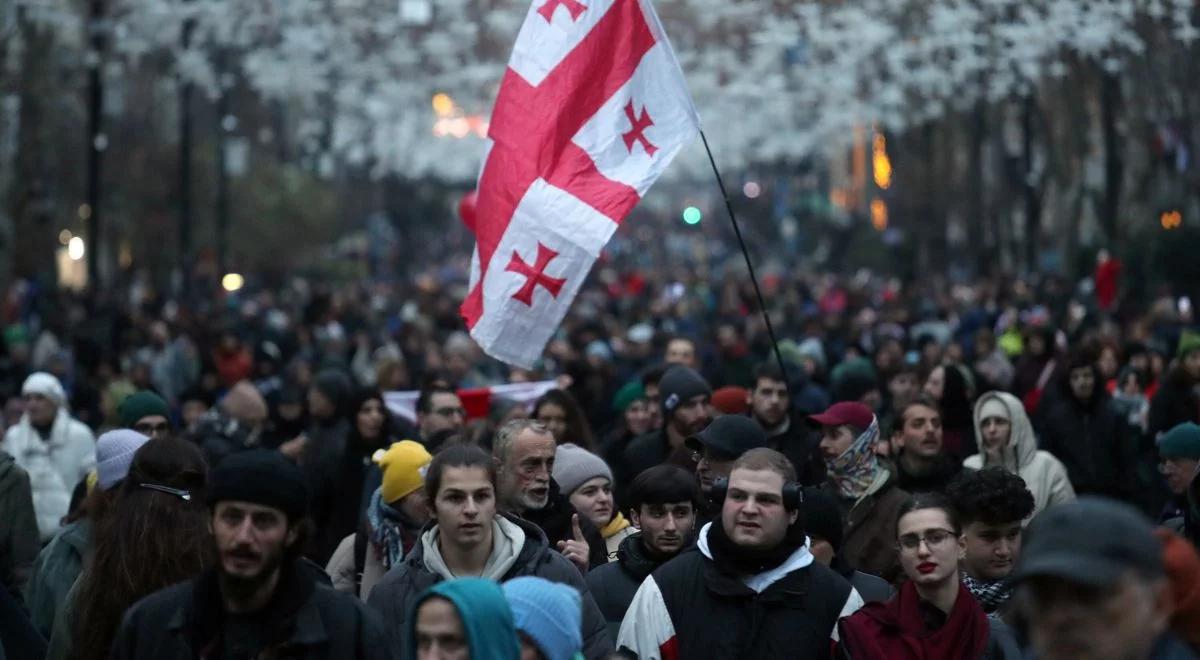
[1177, 331, 1200, 360]
[118, 390, 170, 428]
[1159, 422, 1200, 460]
[3, 325, 28, 349]
[612, 381, 646, 413]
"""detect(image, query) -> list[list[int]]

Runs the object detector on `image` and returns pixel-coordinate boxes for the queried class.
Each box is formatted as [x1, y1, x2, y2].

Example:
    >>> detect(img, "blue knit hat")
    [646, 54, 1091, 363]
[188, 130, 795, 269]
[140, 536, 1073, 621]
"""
[411, 578, 520, 660]
[502, 577, 583, 660]
[96, 429, 150, 490]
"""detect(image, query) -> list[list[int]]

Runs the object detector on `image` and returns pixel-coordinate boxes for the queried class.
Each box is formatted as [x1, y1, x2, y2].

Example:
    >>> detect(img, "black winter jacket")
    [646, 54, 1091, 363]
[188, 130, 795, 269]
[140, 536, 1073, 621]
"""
[1037, 393, 1136, 499]
[111, 563, 388, 660]
[522, 479, 609, 570]
[366, 514, 611, 660]
[586, 532, 683, 645]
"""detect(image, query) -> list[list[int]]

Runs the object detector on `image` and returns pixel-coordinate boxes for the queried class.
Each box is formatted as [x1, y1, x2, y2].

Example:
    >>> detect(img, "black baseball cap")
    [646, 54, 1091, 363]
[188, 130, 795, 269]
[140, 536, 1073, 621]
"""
[1010, 496, 1163, 587]
[685, 416, 768, 459]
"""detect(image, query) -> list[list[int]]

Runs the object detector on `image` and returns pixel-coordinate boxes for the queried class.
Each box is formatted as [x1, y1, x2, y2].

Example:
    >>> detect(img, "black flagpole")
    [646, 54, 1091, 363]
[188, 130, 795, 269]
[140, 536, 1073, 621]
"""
[699, 130, 790, 382]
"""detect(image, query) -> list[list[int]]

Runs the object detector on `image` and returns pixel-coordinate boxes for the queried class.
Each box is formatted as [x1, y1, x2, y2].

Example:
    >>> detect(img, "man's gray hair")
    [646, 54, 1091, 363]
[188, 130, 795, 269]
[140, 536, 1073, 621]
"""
[493, 418, 553, 464]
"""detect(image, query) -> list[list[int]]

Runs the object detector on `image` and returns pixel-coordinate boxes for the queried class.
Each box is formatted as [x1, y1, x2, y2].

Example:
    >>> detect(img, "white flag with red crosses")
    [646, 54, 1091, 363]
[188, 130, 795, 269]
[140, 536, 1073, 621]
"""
[460, 0, 699, 368]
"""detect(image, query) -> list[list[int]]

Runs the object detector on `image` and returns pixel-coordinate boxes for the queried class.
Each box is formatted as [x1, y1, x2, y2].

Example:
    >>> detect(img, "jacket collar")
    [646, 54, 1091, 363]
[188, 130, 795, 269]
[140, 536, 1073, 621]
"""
[616, 532, 685, 581]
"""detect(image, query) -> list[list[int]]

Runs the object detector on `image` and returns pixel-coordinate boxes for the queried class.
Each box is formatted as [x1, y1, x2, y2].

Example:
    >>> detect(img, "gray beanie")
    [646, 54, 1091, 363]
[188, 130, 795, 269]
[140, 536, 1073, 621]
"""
[96, 429, 151, 491]
[552, 443, 613, 496]
[659, 365, 711, 421]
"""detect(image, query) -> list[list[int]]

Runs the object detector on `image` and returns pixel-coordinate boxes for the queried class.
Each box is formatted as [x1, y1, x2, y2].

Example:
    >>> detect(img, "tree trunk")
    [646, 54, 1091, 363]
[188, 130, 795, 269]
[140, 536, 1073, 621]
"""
[1100, 70, 1123, 247]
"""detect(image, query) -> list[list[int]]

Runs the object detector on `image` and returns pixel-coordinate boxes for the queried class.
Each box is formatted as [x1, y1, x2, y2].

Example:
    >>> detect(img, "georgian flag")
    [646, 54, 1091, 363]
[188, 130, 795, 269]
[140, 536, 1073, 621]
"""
[460, 0, 699, 368]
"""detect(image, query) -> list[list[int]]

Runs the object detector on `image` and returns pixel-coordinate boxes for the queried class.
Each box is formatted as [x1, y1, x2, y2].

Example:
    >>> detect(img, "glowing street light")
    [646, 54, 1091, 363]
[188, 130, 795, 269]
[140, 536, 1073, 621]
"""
[222, 273, 245, 292]
[67, 236, 86, 261]
[873, 133, 893, 190]
[432, 93, 455, 117]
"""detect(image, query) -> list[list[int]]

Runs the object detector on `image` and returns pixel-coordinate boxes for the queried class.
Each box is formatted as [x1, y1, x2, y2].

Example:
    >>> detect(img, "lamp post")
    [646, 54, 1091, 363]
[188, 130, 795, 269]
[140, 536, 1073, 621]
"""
[85, 0, 105, 289]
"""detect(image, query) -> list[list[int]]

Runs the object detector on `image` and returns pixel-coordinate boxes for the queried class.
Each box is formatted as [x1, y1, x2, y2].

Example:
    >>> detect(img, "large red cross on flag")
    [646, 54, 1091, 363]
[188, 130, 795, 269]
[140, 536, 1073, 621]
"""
[460, 0, 699, 368]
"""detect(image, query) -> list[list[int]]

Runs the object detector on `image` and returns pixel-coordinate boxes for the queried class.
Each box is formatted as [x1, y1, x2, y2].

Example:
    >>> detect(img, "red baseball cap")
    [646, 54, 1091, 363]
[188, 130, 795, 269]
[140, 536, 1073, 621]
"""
[809, 401, 874, 431]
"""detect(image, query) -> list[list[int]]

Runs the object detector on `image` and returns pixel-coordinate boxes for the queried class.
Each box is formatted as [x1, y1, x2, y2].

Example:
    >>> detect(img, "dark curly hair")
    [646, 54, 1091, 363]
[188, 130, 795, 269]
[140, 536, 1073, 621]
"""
[947, 466, 1036, 527]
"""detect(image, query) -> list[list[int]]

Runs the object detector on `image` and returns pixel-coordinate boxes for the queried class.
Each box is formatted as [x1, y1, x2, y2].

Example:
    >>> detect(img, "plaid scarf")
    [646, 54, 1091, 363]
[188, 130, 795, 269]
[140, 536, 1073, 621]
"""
[827, 418, 883, 500]
[961, 572, 1012, 614]
[367, 488, 408, 568]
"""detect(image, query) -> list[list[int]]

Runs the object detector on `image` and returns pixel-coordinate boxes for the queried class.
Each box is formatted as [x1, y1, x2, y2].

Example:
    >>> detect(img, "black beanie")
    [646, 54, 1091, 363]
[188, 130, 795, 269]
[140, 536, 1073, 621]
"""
[207, 450, 309, 522]
[659, 365, 712, 420]
[312, 369, 353, 416]
[801, 486, 844, 553]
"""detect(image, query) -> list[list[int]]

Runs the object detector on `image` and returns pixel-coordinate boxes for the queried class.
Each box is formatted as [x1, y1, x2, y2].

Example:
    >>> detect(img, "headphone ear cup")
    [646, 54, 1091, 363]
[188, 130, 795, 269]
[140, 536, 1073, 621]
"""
[783, 482, 803, 511]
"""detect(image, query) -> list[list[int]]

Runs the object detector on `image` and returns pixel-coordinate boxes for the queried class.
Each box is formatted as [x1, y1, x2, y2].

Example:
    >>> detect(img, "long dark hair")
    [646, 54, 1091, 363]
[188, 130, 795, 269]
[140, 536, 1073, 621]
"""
[347, 388, 394, 449]
[534, 389, 595, 451]
[72, 438, 214, 660]
[939, 365, 974, 431]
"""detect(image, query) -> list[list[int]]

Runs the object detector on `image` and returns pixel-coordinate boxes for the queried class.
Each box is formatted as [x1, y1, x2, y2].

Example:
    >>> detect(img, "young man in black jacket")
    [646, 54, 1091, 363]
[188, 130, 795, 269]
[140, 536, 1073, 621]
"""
[586, 464, 699, 645]
[617, 448, 863, 659]
[111, 450, 388, 660]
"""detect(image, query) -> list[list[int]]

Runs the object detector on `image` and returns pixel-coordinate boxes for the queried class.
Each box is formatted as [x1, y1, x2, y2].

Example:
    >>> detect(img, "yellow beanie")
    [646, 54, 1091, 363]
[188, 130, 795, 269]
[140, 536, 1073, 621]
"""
[376, 440, 433, 504]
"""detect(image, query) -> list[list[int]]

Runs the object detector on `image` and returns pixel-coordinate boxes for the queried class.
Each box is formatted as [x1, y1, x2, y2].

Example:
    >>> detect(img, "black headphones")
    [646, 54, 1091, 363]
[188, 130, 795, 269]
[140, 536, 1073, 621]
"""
[710, 476, 804, 511]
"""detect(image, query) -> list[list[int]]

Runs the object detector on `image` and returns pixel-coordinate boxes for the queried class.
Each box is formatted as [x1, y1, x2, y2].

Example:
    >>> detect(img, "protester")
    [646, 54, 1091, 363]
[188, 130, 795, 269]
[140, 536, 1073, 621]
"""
[1153, 528, 1200, 652]
[748, 362, 826, 486]
[837, 493, 1021, 659]
[664, 337, 698, 370]
[494, 420, 607, 571]
[0, 446, 37, 598]
[51, 437, 211, 660]
[553, 442, 635, 560]
[117, 390, 173, 440]
[1157, 422, 1200, 528]
[802, 486, 893, 604]
[1036, 352, 1136, 500]
[416, 384, 467, 445]
[923, 364, 977, 461]
[504, 576, 585, 660]
[1149, 331, 1200, 438]
[686, 415, 770, 523]
[326, 439, 433, 600]
[2, 372, 96, 541]
[888, 397, 961, 493]
[535, 388, 596, 451]
[366, 444, 610, 659]
[187, 380, 269, 466]
[307, 385, 389, 565]
[965, 391, 1075, 516]
[617, 448, 864, 658]
[945, 467, 1035, 615]
[812, 401, 908, 581]
[1010, 497, 1195, 660]
[410, 577, 521, 660]
[111, 449, 389, 659]
[618, 365, 712, 491]
[586, 464, 699, 643]
[600, 381, 651, 496]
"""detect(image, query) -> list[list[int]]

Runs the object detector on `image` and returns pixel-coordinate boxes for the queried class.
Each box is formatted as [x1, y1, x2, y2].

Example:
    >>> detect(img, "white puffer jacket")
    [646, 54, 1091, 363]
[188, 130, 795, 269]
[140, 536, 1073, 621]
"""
[2, 410, 96, 541]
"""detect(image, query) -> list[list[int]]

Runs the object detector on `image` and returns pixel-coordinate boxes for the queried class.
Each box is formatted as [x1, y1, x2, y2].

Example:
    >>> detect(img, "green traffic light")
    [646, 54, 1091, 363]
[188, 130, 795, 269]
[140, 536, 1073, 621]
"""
[682, 207, 702, 224]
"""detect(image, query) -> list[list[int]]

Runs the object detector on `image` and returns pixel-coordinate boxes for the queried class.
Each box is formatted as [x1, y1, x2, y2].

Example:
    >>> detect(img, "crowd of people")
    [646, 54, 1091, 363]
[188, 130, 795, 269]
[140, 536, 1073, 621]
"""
[0, 262, 1199, 659]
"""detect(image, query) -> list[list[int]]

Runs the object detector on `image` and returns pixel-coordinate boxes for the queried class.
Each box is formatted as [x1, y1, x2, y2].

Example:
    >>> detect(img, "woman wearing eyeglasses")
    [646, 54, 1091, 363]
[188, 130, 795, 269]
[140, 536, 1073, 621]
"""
[837, 493, 1021, 659]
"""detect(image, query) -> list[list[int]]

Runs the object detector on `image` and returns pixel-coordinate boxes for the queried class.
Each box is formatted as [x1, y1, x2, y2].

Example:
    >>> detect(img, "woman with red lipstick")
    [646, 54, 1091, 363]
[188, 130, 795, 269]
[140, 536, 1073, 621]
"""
[837, 493, 1021, 659]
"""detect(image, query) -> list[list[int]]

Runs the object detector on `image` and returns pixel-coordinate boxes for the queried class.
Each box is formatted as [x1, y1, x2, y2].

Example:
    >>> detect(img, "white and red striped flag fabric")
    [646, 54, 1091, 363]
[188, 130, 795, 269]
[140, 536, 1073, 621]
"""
[384, 380, 558, 424]
[460, 0, 699, 368]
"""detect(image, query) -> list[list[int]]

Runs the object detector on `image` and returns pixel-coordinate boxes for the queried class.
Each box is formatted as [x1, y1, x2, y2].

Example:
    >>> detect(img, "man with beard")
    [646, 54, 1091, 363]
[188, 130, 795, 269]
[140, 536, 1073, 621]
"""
[494, 419, 608, 571]
[747, 362, 826, 486]
[587, 464, 700, 645]
[889, 398, 961, 493]
[617, 449, 863, 659]
[618, 366, 712, 493]
[111, 450, 388, 659]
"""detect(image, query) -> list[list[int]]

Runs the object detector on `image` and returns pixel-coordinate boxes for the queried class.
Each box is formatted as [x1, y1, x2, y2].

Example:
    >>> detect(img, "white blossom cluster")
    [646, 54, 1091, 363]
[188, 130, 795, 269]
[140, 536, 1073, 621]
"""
[19, 0, 1200, 181]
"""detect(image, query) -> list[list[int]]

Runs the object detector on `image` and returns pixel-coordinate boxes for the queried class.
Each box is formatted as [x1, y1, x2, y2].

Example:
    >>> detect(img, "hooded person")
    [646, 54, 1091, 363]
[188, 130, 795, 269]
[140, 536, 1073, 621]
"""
[813, 401, 908, 582]
[504, 576, 584, 660]
[2, 372, 97, 541]
[964, 392, 1075, 517]
[409, 578, 521, 660]
[326, 440, 433, 600]
[367, 444, 611, 659]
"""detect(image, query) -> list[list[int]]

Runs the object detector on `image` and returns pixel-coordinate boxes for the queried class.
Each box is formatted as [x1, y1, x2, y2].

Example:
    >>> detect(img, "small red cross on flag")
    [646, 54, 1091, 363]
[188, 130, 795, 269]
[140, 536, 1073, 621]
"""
[460, 0, 699, 368]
